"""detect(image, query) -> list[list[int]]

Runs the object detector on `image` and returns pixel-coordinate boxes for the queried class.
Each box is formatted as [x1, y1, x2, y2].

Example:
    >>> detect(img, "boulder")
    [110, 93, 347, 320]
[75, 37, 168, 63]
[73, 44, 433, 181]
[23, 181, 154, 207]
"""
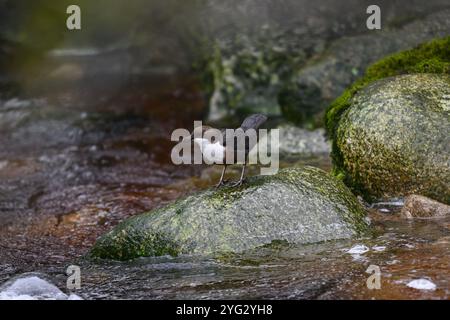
[334, 74, 450, 203]
[400, 195, 450, 219]
[90, 166, 369, 260]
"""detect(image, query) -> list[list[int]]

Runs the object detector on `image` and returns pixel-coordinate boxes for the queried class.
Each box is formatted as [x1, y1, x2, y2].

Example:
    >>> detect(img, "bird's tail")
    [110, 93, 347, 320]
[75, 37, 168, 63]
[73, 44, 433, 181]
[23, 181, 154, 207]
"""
[240, 114, 268, 131]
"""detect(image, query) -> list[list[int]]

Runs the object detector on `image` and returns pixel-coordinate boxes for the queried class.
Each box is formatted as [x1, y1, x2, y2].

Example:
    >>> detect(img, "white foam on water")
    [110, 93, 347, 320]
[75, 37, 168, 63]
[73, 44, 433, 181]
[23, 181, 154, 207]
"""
[347, 245, 369, 255]
[406, 279, 437, 291]
[372, 246, 386, 252]
[0, 275, 82, 300]
[369, 199, 404, 208]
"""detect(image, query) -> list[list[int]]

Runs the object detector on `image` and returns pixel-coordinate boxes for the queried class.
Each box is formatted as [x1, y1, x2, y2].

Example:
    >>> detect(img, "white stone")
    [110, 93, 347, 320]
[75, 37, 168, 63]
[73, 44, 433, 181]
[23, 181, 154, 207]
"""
[406, 279, 436, 291]
[347, 244, 369, 254]
[0, 275, 82, 300]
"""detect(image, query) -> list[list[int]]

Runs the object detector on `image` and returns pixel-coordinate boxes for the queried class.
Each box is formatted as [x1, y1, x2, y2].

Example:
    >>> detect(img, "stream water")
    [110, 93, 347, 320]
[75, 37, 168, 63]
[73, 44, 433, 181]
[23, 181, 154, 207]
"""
[0, 73, 449, 300]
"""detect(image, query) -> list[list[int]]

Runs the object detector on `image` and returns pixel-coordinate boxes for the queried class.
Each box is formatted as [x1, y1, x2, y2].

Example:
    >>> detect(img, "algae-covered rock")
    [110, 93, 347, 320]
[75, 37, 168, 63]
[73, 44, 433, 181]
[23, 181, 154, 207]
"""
[90, 166, 369, 260]
[335, 74, 450, 203]
[204, 29, 310, 121]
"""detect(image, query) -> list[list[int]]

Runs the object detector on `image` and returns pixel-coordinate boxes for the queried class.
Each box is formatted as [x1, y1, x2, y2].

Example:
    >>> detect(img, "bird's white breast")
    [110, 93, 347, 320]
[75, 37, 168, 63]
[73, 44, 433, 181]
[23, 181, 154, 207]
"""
[194, 138, 225, 164]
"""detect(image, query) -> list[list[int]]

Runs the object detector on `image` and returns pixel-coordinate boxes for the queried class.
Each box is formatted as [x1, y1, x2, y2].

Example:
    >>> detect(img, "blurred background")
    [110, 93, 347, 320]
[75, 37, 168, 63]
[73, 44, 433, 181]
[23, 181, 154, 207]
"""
[2, 0, 450, 123]
[0, 0, 449, 299]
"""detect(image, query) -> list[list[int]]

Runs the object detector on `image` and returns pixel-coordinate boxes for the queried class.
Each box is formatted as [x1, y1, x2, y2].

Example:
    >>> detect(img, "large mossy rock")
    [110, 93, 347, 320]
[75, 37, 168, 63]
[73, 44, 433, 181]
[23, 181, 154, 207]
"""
[334, 74, 450, 203]
[90, 166, 369, 260]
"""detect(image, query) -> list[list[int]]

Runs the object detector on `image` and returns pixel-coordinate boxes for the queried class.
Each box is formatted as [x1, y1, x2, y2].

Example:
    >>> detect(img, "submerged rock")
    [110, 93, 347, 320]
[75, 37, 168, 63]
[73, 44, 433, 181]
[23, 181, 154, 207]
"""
[334, 74, 450, 203]
[90, 166, 369, 260]
[400, 195, 450, 219]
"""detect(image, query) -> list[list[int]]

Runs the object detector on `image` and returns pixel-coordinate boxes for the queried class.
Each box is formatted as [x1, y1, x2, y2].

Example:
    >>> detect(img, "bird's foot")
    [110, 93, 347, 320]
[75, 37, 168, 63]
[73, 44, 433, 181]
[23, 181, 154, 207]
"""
[229, 178, 245, 187]
[215, 179, 228, 188]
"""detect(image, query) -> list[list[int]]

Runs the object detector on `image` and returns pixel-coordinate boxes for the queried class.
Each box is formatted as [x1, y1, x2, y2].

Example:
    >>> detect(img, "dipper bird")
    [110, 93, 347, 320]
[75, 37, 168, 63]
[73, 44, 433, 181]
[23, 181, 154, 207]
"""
[187, 114, 267, 188]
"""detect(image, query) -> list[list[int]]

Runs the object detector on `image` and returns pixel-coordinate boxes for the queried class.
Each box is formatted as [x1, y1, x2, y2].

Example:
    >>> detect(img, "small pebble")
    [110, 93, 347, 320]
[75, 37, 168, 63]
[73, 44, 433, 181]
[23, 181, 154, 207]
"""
[400, 195, 450, 218]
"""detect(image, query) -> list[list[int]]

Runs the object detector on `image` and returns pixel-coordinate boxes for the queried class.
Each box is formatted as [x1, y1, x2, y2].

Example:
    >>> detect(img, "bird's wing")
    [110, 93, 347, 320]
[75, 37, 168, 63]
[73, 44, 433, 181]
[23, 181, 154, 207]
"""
[240, 114, 268, 131]
[220, 114, 267, 147]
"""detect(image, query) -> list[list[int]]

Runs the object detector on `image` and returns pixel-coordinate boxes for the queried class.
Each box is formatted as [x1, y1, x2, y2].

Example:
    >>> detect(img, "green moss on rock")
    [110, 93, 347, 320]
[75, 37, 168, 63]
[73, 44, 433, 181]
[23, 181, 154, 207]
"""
[326, 37, 450, 175]
[90, 166, 369, 261]
[202, 27, 311, 121]
[334, 74, 450, 203]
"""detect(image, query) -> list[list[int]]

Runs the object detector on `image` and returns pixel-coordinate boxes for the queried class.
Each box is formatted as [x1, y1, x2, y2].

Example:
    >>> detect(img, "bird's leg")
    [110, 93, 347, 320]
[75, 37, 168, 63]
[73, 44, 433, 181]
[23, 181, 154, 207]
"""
[215, 165, 228, 188]
[230, 163, 246, 187]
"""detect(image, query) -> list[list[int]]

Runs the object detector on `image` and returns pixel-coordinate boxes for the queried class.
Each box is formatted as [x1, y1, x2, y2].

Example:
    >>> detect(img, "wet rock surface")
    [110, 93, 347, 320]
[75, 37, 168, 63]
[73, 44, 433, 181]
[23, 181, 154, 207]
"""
[59, 212, 450, 299]
[335, 74, 450, 203]
[400, 195, 450, 219]
[90, 167, 369, 260]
